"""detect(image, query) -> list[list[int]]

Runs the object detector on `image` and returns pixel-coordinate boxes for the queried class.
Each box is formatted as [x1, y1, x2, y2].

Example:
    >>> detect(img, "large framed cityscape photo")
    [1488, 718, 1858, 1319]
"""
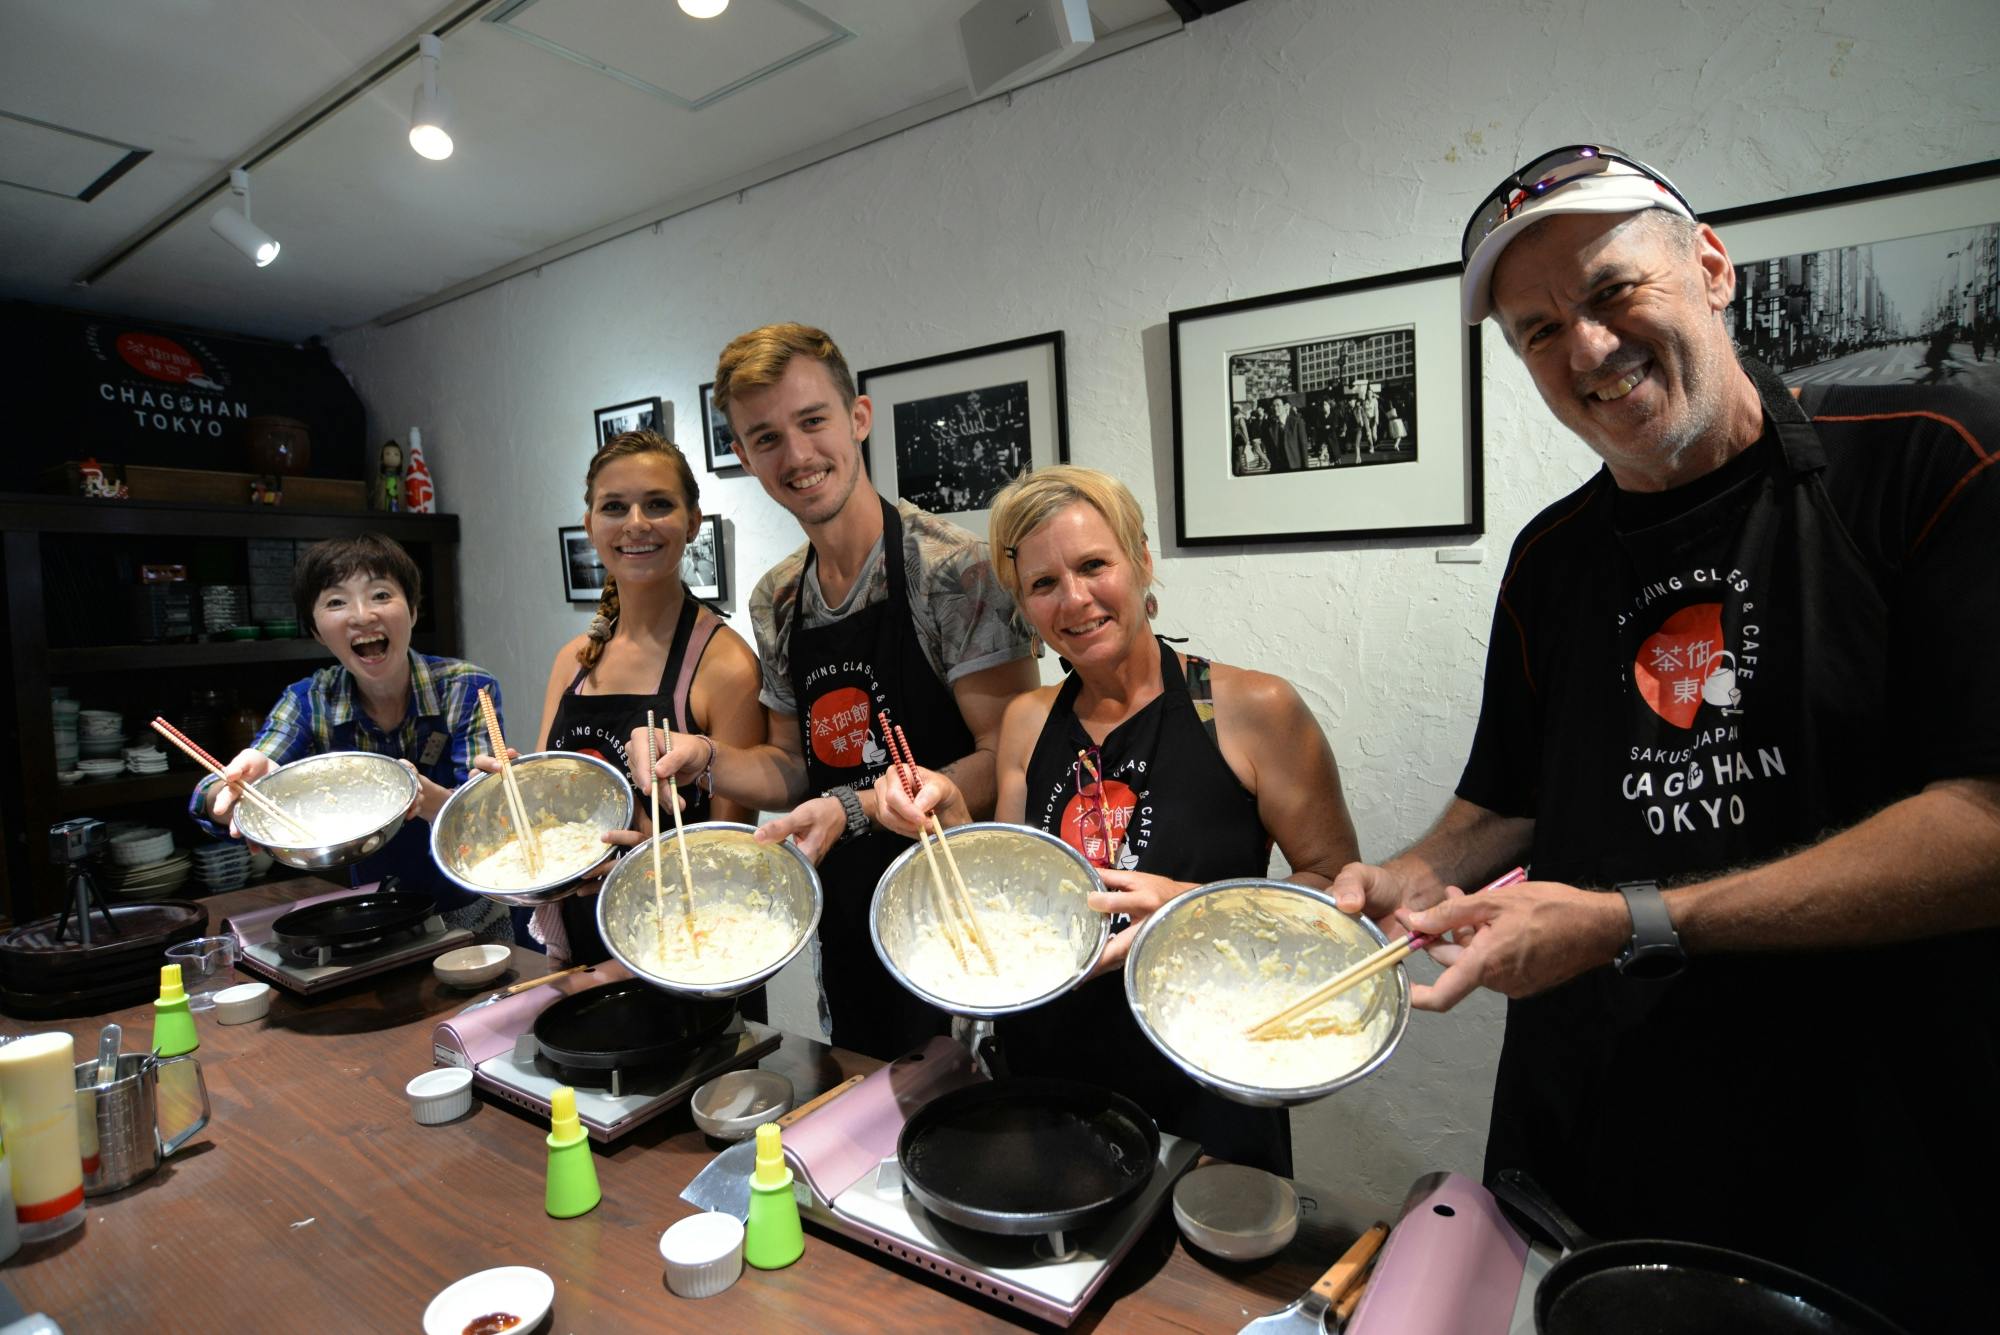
[857, 331, 1069, 541]
[1170, 263, 1482, 546]
[1703, 159, 2000, 393]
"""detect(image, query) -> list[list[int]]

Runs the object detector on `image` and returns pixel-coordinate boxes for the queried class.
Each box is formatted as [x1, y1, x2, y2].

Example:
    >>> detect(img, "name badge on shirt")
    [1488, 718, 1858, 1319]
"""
[418, 732, 448, 767]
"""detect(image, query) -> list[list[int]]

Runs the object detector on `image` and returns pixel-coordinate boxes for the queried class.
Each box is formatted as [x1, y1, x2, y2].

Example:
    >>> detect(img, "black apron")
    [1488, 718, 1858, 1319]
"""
[542, 600, 743, 1002]
[1486, 360, 1989, 1332]
[787, 499, 966, 1060]
[1001, 638, 1291, 1175]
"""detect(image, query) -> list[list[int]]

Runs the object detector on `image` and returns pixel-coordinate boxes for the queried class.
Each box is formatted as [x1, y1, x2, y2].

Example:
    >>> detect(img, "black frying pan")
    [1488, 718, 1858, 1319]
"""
[1492, 1169, 1909, 1335]
[897, 1077, 1159, 1237]
[531, 978, 736, 1072]
[269, 888, 435, 949]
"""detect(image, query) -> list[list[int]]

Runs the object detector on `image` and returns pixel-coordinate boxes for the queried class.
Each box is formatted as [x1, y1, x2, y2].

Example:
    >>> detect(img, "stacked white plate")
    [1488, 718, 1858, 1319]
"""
[109, 826, 175, 866]
[53, 695, 80, 770]
[124, 745, 170, 775]
[76, 758, 128, 781]
[111, 850, 193, 897]
[193, 842, 251, 892]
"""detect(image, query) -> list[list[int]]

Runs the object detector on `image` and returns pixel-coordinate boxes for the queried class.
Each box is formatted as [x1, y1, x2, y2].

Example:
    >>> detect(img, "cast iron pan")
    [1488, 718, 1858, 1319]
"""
[270, 889, 436, 950]
[531, 978, 736, 1072]
[1492, 1169, 1909, 1335]
[897, 1077, 1159, 1236]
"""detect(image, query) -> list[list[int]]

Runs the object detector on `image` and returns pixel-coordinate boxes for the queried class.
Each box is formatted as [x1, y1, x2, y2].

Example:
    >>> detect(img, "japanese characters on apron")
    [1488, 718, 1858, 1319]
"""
[788, 498, 968, 1060]
[1003, 637, 1291, 1175]
[543, 597, 724, 975]
[1485, 358, 1985, 1327]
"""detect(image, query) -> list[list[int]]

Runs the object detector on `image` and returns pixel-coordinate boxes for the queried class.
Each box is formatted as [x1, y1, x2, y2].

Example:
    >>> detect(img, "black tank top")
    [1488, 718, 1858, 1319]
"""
[1000, 638, 1291, 1174]
[543, 596, 719, 965]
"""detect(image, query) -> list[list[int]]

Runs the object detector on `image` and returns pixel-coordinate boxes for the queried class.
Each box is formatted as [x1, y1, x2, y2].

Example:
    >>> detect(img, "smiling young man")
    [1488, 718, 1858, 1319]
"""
[192, 532, 509, 940]
[1331, 146, 2000, 1331]
[641, 323, 1038, 1060]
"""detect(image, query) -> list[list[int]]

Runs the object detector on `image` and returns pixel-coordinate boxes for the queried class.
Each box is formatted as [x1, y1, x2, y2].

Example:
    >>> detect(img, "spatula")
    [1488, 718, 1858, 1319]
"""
[458, 964, 593, 1014]
[1237, 1221, 1387, 1334]
[679, 1074, 863, 1220]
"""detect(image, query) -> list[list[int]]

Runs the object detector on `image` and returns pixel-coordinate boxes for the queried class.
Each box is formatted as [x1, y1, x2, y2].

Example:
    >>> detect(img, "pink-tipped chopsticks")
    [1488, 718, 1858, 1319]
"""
[150, 716, 315, 840]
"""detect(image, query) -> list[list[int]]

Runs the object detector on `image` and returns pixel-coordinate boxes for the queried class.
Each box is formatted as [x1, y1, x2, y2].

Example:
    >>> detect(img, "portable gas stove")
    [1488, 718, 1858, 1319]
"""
[770, 1037, 1200, 1327]
[430, 962, 780, 1143]
[226, 884, 472, 996]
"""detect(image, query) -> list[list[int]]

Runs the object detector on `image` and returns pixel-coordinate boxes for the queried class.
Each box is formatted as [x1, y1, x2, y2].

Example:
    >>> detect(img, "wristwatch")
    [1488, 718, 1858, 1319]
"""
[1612, 879, 1686, 980]
[827, 785, 869, 843]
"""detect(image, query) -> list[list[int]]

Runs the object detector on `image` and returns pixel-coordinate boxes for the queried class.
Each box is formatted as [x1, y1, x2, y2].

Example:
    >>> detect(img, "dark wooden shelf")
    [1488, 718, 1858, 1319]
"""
[52, 771, 194, 813]
[47, 633, 445, 674]
[0, 493, 458, 542]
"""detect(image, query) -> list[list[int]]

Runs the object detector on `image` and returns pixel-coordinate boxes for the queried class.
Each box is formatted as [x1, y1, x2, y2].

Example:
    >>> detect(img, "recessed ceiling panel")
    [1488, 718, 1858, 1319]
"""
[0, 112, 147, 201]
[493, 0, 852, 109]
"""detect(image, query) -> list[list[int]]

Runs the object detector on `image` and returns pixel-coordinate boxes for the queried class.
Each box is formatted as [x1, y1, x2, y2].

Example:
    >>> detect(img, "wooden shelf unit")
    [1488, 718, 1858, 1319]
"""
[0, 494, 461, 923]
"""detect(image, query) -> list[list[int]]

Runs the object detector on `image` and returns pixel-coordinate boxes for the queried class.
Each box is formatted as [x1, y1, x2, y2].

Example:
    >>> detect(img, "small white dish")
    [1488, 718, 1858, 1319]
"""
[406, 1067, 475, 1125]
[212, 982, 273, 1025]
[1172, 1163, 1299, 1261]
[690, 1069, 793, 1141]
[433, 943, 512, 989]
[422, 1265, 553, 1335]
[661, 1212, 745, 1298]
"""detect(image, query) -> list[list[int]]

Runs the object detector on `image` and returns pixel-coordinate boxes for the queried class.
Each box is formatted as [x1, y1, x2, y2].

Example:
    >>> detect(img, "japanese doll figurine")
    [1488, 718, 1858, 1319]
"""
[377, 439, 403, 512]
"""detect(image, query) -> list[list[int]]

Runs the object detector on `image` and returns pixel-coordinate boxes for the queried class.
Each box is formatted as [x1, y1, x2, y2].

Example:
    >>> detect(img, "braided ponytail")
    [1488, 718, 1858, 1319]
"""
[578, 576, 619, 671]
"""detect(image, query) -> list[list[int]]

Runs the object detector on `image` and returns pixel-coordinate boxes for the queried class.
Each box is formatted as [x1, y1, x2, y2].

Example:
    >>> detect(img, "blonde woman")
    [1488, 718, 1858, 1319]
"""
[880, 465, 1358, 1173]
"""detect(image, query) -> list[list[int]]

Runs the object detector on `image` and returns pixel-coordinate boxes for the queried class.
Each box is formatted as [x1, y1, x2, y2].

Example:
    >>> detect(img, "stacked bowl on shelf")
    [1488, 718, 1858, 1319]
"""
[79, 709, 125, 759]
[109, 826, 175, 868]
[109, 849, 193, 898]
[193, 841, 252, 893]
[53, 694, 80, 782]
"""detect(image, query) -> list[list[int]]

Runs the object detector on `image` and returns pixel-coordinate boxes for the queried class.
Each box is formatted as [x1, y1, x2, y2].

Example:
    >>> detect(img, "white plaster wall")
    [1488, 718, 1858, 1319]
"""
[330, 0, 2000, 1210]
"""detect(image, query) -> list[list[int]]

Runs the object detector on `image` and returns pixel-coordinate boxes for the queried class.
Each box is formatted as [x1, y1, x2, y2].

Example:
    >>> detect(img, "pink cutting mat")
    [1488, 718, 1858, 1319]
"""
[783, 1036, 983, 1204]
[431, 963, 633, 1066]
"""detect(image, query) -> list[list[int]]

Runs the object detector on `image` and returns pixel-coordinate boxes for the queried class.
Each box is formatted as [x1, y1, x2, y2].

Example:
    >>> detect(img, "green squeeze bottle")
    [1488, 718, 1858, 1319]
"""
[152, 965, 199, 1057]
[743, 1120, 804, 1269]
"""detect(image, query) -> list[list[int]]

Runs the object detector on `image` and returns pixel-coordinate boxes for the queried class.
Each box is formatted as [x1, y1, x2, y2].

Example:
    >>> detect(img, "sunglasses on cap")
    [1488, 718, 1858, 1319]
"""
[1460, 144, 1695, 264]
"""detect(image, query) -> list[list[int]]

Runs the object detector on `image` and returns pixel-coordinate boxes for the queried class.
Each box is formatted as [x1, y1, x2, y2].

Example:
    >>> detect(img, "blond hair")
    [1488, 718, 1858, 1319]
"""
[713, 322, 856, 424]
[577, 430, 702, 672]
[988, 465, 1154, 602]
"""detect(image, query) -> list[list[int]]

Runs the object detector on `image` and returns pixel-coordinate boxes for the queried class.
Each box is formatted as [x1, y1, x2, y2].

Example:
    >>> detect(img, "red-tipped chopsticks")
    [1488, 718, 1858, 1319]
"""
[880, 711, 994, 972]
[1245, 866, 1528, 1038]
[150, 716, 316, 840]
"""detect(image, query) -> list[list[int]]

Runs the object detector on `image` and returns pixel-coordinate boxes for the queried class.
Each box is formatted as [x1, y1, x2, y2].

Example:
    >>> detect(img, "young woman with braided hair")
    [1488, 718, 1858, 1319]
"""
[489, 430, 765, 978]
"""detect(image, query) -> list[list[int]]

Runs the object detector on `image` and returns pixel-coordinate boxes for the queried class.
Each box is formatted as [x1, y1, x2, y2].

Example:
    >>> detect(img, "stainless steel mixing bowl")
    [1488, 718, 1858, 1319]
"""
[597, 822, 821, 999]
[236, 750, 419, 870]
[430, 751, 634, 906]
[1122, 878, 1410, 1108]
[871, 821, 1108, 1019]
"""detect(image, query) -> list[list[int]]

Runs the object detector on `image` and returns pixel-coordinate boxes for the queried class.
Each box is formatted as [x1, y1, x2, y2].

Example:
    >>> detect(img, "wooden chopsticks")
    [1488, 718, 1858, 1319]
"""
[647, 711, 699, 956]
[881, 711, 994, 973]
[150, 716, 315, 841]
[1245, 866, 1528, 1039]
[477, 687, 542, 879]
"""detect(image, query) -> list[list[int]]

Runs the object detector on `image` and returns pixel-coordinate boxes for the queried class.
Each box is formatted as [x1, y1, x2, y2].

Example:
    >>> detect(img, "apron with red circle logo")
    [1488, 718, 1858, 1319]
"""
[1000, 636, 1290, 1174]
[787, 497, 967, 1060]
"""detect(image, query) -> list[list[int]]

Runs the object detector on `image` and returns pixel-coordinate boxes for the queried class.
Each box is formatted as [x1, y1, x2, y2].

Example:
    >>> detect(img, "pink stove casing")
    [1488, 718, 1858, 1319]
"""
[1345, 1171, 1529, 1335]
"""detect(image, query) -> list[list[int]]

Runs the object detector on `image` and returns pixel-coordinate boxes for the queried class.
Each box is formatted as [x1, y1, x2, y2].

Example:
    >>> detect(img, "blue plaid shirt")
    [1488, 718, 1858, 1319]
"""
[189, 651, 501, 908]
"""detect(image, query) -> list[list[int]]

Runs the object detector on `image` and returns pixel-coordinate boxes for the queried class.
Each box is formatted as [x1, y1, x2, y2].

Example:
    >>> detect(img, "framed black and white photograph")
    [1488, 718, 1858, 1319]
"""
[1705, 159, 2000, 397]
[559, 526, 605, 603]
[592, 396, 664, 451]
[1171, 264, 1480, 545]
[680, 514, 727, 603]
[697, 381, 740, 474]
[857, 330, 1068, 539]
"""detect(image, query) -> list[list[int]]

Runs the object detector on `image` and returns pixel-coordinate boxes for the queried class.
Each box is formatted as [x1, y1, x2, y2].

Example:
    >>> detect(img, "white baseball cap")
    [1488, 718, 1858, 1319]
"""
[1461, 147, 1696, 325]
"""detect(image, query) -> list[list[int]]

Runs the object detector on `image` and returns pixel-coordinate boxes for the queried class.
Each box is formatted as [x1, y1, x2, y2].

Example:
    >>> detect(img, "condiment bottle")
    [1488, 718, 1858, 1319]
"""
[0, 1128, 20, 1262]
[544, 1086, 600, 1218]
[0, 1033, 85, 1242]
[152, 964, 199, 1058]
[743, 1121, 803, 1270]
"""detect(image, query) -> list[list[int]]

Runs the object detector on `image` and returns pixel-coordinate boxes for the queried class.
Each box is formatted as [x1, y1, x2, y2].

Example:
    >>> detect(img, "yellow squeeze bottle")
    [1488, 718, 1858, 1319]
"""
[544, 1086, 601, 1218]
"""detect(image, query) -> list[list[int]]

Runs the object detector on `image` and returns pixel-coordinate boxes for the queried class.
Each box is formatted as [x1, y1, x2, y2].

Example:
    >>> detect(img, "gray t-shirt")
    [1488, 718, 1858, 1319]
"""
[749, 499, 1032, 715]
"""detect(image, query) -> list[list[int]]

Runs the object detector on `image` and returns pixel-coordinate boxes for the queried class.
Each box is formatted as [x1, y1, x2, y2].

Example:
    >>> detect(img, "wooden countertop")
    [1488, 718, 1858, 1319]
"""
[0, 878, 1366, 1331]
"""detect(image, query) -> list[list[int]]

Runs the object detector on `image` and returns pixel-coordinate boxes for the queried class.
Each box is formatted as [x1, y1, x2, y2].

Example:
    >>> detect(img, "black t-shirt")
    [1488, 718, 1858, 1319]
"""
[1455, 362, 2000, 1334]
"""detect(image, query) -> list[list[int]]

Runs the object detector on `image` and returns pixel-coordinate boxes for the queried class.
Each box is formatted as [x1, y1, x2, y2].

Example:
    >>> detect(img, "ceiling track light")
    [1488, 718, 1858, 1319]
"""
[679, 0, 730, 17]
[409, 33, 454, 161]
[208, 168, 280, 267]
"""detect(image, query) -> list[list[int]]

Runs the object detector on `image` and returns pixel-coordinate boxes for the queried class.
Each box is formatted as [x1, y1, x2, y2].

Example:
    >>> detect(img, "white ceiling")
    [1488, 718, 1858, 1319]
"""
[0, 0, 1180, 343]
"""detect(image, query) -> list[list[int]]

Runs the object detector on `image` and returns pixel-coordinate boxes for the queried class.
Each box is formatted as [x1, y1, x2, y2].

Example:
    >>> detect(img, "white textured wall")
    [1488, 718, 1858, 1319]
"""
[330, 0, 2000, 1208]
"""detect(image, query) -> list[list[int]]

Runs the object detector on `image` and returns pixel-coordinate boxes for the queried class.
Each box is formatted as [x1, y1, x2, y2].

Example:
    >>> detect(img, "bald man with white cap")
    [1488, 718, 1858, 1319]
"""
[1332, 144, 2000, 1332]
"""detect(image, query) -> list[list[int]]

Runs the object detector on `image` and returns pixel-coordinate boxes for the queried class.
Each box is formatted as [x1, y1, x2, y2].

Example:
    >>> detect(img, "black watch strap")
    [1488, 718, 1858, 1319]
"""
[1613, 879, 1686, 979]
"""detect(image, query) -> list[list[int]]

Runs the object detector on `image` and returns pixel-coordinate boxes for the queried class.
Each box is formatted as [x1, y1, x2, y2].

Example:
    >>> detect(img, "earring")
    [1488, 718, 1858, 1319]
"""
[1144, 592, 1159, 619]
